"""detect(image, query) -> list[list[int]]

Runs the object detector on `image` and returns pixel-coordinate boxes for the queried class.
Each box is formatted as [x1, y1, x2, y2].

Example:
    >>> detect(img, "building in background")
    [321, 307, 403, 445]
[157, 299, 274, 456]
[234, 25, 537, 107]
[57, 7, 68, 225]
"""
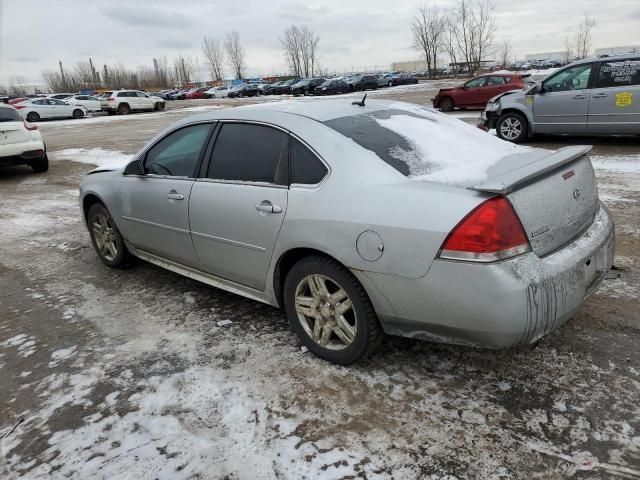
[595, 45, 640, 56]
[524, 52, 566, 61]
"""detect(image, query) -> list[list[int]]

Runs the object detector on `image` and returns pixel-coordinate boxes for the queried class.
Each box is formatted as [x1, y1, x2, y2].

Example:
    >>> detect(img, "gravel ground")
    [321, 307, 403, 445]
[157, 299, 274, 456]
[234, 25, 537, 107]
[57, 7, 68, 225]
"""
[1, 81, 639, 479]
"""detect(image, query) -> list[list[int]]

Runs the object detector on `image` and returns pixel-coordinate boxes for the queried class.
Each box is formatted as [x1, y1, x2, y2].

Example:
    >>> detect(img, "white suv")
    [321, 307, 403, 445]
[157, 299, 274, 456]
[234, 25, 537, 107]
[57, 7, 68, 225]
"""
[101, 90, 166, 115]
[0, 104, 47, 172]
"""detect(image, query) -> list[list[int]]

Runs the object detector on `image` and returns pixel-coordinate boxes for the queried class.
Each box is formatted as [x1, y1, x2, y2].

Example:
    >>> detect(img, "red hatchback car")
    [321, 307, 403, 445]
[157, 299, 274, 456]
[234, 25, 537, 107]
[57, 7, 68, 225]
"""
[432, 74, 526, 111]
[185, 87, 208, 100]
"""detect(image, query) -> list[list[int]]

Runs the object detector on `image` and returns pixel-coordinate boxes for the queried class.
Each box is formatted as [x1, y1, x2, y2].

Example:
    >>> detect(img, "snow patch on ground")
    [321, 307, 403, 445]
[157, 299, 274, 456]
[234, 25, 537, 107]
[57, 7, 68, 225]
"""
[591, 154, 640, 174]
[51, 148, 132, 169]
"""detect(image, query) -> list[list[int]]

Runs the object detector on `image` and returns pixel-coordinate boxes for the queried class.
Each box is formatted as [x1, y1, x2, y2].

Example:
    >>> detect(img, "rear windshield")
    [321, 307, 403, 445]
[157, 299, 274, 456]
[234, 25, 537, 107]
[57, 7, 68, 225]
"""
[323, 106, 525, 183]
[0, 108, 21, 122]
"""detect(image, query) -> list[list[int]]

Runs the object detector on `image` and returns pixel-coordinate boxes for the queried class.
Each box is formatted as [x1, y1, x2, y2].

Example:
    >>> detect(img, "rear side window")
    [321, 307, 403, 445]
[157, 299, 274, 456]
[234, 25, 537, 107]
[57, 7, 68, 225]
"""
[290, 138, 327, 185]
[208, 123, 288, 184]
[595, 59, 640, 88]
[145, 123, 212, 177]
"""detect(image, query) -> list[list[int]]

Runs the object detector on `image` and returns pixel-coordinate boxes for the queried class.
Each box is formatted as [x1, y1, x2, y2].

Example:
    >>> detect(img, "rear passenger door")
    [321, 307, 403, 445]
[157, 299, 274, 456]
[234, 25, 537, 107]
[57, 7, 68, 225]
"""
[588, 58, 640, 133]
[189, 122, 289, 290]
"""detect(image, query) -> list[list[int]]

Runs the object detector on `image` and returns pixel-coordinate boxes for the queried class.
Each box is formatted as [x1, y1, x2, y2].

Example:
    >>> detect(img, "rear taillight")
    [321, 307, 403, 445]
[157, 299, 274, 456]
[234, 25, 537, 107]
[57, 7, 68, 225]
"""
[14, 105, 25, 109]
[107, 97, 114, 101]
[23, 120, 37, 131]
[439, 197, 530, 262]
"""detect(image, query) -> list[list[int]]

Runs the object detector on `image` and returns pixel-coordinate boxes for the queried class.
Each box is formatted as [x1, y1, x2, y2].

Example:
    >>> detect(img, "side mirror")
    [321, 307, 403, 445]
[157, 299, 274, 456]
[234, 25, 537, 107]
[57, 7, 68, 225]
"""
[123, 159, 144, 176]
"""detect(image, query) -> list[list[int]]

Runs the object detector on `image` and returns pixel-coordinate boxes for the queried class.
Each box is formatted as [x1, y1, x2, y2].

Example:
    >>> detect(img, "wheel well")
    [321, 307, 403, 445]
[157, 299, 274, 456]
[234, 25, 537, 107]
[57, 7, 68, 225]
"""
[82, 194, 103, 222]
[273, 248, 341, 307]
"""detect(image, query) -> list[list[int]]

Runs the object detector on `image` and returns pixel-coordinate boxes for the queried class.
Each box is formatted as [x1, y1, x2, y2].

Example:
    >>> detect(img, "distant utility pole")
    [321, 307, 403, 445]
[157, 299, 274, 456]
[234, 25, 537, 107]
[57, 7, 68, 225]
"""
[59, 60, 67, 89]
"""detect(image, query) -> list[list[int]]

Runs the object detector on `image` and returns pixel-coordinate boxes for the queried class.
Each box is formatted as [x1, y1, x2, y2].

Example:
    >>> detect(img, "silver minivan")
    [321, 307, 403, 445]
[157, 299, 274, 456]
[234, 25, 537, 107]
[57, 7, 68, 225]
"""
[482, 55, 640, 142]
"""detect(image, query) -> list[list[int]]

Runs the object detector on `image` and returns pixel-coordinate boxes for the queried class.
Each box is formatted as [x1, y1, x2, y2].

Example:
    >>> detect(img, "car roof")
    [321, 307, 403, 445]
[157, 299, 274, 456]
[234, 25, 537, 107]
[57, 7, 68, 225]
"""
[569, 54, 640, 66]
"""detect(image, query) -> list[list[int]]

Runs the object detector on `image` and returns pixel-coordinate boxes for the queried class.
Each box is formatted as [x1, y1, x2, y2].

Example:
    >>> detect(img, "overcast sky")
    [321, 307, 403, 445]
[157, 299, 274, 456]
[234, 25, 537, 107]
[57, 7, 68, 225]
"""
[1, 0, 639, 85]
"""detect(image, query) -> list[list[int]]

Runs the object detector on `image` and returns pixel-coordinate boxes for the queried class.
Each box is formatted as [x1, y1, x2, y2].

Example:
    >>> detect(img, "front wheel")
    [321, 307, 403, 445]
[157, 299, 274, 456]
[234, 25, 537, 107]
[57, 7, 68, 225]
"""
[87, 203, 131, 268]
[72, 109, 84, 119]
[438, 97, 454, 112]
[26, 111, 40, 122]
[283, 256, 384, 365]
[496, 112, 528, 143]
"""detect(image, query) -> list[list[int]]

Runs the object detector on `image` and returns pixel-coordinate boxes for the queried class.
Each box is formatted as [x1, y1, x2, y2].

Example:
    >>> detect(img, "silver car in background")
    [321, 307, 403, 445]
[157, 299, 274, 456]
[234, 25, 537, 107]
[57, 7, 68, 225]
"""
[79, 100, 614, 364]
[483, 55, 640, 142]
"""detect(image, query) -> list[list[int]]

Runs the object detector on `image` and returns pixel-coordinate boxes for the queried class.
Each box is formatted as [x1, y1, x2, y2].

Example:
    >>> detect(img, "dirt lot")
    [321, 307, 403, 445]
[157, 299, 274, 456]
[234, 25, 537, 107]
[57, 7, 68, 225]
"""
[1, 83, 639, 479]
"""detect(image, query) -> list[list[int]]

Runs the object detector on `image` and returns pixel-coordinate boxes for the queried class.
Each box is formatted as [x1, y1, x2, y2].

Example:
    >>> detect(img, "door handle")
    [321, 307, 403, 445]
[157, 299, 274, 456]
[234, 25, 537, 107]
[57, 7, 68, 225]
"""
[592, 93, 608, 98]
[572, 94, 587, 99]
[167, 191, 184, 200]
[255, 202, 282, 214]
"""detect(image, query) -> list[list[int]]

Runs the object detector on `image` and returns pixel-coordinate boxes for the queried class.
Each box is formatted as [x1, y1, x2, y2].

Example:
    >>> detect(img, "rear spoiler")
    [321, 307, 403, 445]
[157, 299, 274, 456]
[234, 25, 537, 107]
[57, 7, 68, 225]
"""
[471, 145, 592, 195]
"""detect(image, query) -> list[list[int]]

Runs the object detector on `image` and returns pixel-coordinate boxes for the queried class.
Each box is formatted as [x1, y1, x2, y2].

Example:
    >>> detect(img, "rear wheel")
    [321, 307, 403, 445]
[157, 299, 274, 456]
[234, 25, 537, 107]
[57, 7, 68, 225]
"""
[283, 256, 384, 365]
[118, 103, 131, 115]
[154, 102, 165, 111]
[388, 81, 393, 87]
[72, 109, 84, 119]
[439, 97, 454, 112]
[87, 203, 131, 268]
[30, 154, 48, 173]
[26, 111, 40, 122]
[497, 112, 528, 143]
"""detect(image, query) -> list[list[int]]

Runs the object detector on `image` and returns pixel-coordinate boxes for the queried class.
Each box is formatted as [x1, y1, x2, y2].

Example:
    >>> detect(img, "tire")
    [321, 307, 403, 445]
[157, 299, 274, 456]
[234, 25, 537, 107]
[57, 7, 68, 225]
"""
[283, 255, 384, 365]
[117, 103, 131, 115]
[30, 154, 48, 173]
[439, 97, 454, 112]
[26, 111, 40, 122]
[72, 109, 84, 119]
[388, 81, 393, 87]
[87, 203, 131, 269]
[154, 102, 165, 111]
[496, 112, 528, 143]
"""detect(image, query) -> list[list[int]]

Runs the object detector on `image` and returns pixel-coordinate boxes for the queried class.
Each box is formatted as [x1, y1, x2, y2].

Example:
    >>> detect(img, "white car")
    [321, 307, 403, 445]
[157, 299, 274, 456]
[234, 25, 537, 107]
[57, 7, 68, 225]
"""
[204, 86, 231, 98]
[65, 94, 102, 112]
[101, 90, 166, 115]
[15, 98, 87, 122]
[0, 104, 47, 172]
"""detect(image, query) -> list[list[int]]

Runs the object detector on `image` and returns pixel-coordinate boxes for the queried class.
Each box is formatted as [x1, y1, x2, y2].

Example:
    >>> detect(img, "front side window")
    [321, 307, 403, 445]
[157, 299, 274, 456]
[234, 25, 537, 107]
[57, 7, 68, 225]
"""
[208, 123, 288, 184]
[145, 123, 212, 177]
[543, 63, 592, 92]
[290, 138, 327, 185]
[465, 77, 487, 88]
[595, 59, 640, 88]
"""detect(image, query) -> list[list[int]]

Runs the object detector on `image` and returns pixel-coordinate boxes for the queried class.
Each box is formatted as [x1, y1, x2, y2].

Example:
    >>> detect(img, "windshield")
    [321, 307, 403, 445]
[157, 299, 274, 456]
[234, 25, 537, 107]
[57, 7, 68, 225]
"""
[0, 108, 21, 122]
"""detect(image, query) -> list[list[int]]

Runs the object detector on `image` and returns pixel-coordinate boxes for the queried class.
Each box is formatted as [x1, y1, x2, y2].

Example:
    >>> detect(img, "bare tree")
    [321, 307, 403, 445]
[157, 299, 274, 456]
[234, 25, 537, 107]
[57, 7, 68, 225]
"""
[451, 0, 496, 75]
[8, 76, 29, 96]
[411, 4, 446, 78]
[498, 38, 512, 68]
[202, 37, 225, 81]
[280, 25, 320, 77]
[563, 36, 573, 64]
[573, 14, 595, 59]
[442, 12, 460, 76]
[224, 31, 245, 79]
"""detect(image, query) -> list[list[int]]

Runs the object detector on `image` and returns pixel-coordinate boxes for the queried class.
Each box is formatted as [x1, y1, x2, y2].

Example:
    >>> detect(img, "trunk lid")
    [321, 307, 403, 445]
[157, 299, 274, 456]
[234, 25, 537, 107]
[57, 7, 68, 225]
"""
[0, 122, 30, 145]
[472, 146, 599, 256]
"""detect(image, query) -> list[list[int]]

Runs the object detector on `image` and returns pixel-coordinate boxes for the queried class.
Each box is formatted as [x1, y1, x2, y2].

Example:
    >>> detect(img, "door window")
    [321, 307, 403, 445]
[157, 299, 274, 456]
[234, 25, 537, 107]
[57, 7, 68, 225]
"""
[144, 123, 212, 177]
[543, 64, 592, 92]
[208, 123, 288, 185]
[465, 77, 487, 88]
[595, 59, 640, 88]
[290, 138, 328, 185]
[487, 76, 507, 85]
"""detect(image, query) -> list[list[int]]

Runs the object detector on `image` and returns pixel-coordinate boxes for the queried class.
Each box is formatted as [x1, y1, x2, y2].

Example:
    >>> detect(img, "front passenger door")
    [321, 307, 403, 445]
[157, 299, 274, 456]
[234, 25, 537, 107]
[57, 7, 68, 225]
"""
[189, 123, 289, 290]
[533, 63, 593, 134]
[119, 122, 214, 267]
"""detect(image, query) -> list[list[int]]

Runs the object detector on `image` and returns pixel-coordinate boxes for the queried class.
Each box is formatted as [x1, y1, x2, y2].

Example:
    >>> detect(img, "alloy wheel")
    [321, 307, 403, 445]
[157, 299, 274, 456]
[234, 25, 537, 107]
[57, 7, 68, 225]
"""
[500, 117, 523, 140]
[92, 212, 119, 261]
[294, 274, 357, 350]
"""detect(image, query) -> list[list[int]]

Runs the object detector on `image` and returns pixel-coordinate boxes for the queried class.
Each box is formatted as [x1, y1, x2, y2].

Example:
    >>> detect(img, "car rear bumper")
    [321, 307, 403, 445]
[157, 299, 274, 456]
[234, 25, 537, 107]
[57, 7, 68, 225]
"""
[355, 203, 615, 349]
[0, 143, 46, 166]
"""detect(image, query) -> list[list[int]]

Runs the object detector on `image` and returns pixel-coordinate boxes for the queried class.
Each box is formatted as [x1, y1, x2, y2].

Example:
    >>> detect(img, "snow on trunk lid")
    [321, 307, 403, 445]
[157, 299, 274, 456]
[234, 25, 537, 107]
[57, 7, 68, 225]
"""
[506, 155, 599, 256]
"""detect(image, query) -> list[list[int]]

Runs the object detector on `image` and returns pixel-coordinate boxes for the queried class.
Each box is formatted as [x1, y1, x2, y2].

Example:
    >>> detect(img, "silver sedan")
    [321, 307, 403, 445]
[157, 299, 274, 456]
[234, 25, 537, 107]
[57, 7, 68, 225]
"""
[79, 99, 614, 364]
